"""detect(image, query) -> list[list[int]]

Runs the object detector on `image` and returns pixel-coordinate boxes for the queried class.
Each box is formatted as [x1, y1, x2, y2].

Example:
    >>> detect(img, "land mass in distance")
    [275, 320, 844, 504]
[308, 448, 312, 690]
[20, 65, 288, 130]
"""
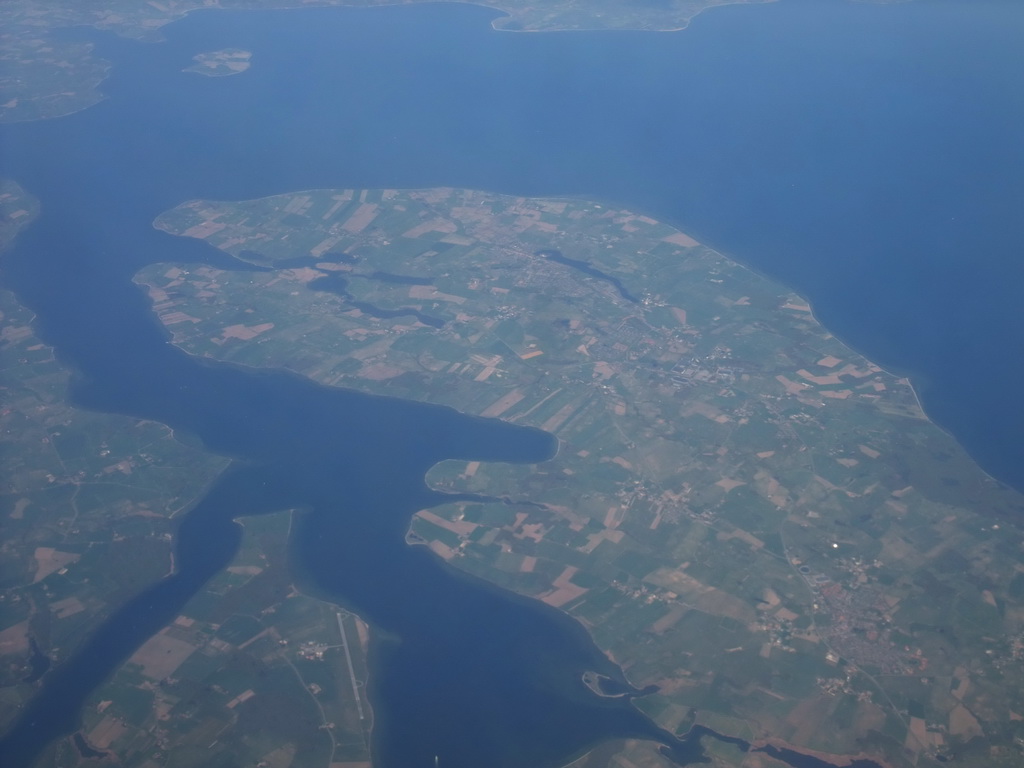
[0, 0, 773, 123]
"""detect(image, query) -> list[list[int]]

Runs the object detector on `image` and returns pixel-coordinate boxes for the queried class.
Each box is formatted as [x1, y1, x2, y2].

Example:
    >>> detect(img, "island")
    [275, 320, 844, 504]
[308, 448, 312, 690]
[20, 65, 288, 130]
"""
[118, 186, 1024, 768]
[0, 0, 772, 122]
[183, 48, 253, 77]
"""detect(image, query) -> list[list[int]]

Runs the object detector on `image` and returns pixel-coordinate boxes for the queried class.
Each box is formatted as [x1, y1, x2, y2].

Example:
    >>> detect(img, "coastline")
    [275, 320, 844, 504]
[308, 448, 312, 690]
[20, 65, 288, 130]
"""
[142, 182, 1000, 767]
[0, 0, 777, 125]
[647, 211, 1021, 497]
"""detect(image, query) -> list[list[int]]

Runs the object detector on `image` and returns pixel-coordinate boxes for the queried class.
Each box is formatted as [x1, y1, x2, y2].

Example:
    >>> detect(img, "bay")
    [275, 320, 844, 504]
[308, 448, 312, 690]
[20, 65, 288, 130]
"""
[0, 1, 1022, 766]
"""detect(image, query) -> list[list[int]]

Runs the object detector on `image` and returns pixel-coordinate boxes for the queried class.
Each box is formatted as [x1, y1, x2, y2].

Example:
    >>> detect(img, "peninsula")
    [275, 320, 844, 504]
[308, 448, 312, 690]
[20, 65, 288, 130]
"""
[131, 187, 1024, 768]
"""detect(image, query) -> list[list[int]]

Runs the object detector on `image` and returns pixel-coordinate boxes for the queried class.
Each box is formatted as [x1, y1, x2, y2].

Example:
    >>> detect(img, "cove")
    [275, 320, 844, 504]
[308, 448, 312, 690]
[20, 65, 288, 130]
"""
[0, 1, 1021, 766]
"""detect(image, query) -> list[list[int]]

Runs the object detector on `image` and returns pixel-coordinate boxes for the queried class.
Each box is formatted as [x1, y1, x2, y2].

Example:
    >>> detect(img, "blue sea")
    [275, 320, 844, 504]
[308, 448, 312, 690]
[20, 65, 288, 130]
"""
[0, 1, 1022, 765]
